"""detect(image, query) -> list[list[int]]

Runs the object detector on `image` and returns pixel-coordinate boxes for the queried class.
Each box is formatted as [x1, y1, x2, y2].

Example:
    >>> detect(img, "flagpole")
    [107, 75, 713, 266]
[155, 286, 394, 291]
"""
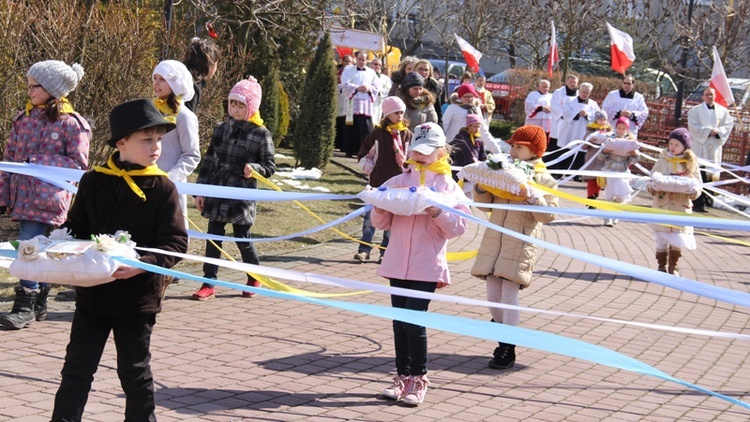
[674, 0, 695, 127]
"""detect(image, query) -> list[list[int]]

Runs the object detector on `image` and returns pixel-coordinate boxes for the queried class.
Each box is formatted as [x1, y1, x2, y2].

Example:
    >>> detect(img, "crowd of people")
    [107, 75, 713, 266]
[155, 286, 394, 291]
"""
[0, 43, 738, 415]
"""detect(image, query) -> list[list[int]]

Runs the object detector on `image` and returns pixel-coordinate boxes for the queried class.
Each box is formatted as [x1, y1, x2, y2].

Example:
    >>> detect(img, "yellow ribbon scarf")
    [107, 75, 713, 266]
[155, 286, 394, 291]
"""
[404, 155, 452, 186]
[384, 121, 409, 132]
[93, 154, 168, 201]
[25, 97, 75, 116]
[153, 97, 180, 124]
[248, 110, 265, 127]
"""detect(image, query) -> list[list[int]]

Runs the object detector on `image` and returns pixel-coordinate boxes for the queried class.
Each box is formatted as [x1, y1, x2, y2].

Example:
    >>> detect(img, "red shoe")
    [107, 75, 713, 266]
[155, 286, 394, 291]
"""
[242, 279, 261, 298]
[192, 285, 215, 301]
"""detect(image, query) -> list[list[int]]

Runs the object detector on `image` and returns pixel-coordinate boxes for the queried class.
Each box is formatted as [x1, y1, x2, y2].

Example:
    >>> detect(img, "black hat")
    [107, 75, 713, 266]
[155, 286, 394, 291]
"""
[401, 71, 425, 90]
[107, 99, 176, 147]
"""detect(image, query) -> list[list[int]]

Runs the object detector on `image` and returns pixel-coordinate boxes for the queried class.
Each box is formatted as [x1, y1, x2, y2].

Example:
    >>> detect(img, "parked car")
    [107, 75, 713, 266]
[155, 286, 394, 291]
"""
[686, 78, 750, 108]
[427, 59, 467, 93]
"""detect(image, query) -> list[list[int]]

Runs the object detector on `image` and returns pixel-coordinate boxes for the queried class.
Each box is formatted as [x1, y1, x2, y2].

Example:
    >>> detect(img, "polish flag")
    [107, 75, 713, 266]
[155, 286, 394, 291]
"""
[454, 33, 483, 73]
[606, 23, 635, 74]
[710, 46, 734, 107]
[548, 20, 559, 77]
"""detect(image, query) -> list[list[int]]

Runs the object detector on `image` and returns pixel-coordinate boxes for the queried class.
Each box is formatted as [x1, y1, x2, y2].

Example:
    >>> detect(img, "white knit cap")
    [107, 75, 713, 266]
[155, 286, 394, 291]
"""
[153, 60, 195, 102]
[27, 61, 84, 99]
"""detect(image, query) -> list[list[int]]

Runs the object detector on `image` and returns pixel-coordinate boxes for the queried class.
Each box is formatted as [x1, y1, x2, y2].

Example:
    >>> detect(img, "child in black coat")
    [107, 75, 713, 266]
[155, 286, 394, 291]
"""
[51, 99, 189, 422]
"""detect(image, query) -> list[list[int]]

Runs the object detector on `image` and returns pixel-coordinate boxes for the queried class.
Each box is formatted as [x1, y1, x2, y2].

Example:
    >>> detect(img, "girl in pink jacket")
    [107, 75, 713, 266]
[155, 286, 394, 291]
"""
[371, 122, 469, 407]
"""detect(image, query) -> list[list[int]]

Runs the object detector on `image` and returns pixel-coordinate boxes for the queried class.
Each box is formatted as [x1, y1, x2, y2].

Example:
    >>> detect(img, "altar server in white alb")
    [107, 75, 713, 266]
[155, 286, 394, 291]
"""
[524, 79, 553, 134]
[546, 74, 578, 173]
[340, 51, 381, 157]
[370, 57, 392, 124]
[601, 75, 649, 137]
[687, 87, 734, 212]
[560, 82, 601, 171]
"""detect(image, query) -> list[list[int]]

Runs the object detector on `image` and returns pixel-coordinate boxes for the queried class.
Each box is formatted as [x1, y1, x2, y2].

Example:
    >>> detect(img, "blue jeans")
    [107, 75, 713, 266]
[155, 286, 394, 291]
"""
[18, 220, 52, 290]
[358, 211, 390, 255]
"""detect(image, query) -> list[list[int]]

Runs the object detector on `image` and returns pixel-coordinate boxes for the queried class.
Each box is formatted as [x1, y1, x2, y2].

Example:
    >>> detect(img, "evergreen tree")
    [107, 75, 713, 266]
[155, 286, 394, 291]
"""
[259, 60, 280, 138]
[293, 33, 337, 169]
[276, 81, 290, 147]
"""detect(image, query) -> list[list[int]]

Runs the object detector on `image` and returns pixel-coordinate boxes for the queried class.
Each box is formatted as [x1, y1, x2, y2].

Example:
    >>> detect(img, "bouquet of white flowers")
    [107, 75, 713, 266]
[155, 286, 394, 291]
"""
[9, 229, 139, 287]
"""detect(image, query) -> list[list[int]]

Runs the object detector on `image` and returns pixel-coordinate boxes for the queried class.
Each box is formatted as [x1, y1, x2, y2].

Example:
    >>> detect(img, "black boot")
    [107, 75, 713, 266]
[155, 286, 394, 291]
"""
[0, 286, 39, 330]
[488, 342, 516, 369]
[34, 285, 50, 321]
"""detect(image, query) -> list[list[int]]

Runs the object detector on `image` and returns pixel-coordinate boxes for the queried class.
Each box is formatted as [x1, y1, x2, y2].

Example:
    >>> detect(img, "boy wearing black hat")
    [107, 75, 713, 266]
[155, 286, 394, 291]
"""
[51, 99, 189, 422]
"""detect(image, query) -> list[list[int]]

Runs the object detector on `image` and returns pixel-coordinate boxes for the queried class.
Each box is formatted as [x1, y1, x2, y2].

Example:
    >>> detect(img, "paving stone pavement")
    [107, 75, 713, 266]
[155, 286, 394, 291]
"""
[1, 159, 749, 421]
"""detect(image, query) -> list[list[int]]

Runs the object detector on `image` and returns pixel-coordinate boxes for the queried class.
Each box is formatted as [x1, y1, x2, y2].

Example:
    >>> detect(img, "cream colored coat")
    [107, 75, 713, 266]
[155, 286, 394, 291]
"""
[649, 150, 702, 233]
[471, 161, 558, 287]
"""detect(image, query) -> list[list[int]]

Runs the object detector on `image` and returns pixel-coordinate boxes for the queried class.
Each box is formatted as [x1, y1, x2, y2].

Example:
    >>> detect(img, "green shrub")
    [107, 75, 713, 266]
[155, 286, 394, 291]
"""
[292, 33, 337, 169]
[489, 120, 515, 140]
[276, 81, 290, 147]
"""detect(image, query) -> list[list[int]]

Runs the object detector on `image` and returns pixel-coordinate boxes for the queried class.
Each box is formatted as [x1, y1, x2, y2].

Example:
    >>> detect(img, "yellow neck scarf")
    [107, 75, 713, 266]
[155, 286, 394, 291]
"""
[93, 154, 168, 201]
[25, 97, 75, 116]
[404, 155, 452, 186]
[384, 121, 408, 132]
[248, 110, 265, 127]
[666, 156, 688, 164]
[153, 97, 180, 124]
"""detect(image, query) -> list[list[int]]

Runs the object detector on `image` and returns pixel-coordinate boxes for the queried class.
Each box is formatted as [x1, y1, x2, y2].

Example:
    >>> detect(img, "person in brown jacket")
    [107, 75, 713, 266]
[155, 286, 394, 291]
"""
[355, 96, 413, 262]
[51, 99, 189, 422]
[471, 125, 558, 370]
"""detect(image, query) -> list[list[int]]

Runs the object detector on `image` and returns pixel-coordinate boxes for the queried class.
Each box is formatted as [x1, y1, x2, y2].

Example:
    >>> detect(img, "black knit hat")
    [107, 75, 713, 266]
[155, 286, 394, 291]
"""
[107, 99, 176, 147]
[401, 72, 425, 90]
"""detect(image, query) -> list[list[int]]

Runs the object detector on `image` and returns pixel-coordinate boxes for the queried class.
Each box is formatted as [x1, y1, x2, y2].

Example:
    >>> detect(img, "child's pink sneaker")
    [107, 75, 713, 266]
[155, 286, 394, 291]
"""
[402, 374, 429, 406]
[381, 375, 409, 400]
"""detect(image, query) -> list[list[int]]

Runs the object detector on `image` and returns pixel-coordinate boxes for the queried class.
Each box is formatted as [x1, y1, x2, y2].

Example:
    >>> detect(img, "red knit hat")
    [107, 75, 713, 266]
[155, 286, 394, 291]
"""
[507, 125, 547, 158]
[457, 83, 478, 99]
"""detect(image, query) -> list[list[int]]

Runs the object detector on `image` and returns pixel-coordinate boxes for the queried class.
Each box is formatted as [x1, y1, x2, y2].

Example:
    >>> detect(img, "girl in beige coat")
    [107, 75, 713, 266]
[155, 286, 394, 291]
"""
[648, 128, 701, 276]
[471, 125, 558, 369]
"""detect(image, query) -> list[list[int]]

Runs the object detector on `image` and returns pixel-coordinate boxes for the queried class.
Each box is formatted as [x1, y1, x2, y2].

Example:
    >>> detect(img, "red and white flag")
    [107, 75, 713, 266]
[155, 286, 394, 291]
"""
[548, 20, 559, 77]
[709, 46, 734, 107]
[454, 33, 482, 73]
[606, 23, 635, 74]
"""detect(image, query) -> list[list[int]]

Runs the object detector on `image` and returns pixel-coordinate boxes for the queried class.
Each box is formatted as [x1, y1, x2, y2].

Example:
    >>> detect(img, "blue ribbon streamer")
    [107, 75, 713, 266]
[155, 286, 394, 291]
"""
[435, 203, 750, 308]
[111, 256, 750, 410]
[188, 206, 368, 242]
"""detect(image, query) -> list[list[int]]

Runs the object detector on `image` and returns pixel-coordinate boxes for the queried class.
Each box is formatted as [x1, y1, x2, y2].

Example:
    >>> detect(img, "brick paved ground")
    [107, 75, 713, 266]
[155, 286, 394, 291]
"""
[1, 157, 749, 421]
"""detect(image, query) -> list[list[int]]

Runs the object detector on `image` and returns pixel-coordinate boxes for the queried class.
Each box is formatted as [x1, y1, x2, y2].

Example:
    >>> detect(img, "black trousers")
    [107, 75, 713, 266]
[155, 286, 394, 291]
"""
[203, 220, 259, 280]
[52, 308, 157, 422]
[692, 166, 713, 210]
[344, 114, 373, 157]
[390, 279, 437, 376]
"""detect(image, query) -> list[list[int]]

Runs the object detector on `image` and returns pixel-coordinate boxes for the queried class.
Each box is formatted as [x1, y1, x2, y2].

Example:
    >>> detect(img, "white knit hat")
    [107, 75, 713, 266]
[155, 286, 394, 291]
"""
[153, 60, 195, 102]
[27, 61, 84, 99]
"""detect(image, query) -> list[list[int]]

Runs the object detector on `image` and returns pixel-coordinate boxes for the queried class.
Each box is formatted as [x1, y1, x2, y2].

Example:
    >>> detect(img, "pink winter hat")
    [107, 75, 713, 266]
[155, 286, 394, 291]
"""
[381, 96, 406, 117]
[615, 116, 630, 129]
[465, 114, 482, 127]
[228, 76, 262, 120]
